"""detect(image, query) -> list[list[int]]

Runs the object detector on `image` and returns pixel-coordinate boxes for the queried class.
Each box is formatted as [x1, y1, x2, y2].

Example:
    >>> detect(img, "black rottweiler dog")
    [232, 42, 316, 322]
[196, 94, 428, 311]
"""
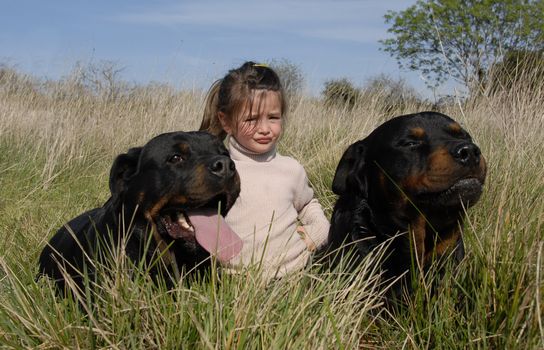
[38, 131, 242, 295]
[326, 112, 486, 295]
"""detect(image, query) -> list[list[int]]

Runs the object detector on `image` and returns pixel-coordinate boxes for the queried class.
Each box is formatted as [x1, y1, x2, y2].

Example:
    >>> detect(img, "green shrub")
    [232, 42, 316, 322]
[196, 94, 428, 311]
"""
[322, 78, 360, 109]
[487, 50, 544, 95]
[268, 58, 304, 103]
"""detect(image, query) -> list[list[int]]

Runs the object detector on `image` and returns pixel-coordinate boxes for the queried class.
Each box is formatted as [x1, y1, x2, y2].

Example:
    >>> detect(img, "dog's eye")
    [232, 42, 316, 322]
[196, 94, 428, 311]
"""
[168, 154, 184, 164]
[400, 140, 422, 148]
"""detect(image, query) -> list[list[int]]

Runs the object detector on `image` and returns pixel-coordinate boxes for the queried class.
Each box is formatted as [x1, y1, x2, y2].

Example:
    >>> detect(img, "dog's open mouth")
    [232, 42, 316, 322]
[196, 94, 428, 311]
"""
[157, 197, 242, 262]
[417, 177, 483, 207]
[160, 211, 195, 239]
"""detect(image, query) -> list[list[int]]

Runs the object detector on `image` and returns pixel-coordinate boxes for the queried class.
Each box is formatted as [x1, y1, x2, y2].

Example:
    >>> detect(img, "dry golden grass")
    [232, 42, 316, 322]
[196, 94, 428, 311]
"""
[0, 66, 542, 348]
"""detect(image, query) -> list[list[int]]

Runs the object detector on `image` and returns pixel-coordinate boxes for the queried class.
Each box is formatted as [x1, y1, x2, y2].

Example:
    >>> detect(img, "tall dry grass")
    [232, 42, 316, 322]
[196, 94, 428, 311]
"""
[0, 65, 542, 348]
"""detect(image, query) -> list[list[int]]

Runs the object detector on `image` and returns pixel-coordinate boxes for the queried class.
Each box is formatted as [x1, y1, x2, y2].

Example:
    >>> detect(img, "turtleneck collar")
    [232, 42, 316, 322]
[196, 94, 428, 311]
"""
[227, 136, 277, 163]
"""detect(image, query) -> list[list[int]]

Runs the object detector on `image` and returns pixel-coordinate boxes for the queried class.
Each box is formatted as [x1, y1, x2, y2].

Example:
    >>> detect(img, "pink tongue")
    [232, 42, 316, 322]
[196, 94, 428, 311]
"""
[188, 209, 243, 262]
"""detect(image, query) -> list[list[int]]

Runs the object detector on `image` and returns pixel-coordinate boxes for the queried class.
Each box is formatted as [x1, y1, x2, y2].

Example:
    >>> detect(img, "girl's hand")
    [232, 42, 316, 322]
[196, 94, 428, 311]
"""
[296, 226, 316, 252]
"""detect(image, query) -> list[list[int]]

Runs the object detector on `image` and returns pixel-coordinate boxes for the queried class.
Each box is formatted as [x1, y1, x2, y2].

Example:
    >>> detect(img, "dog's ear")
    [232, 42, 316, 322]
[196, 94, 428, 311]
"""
[109, 147, 142, 197]
[332, 140, 368, 197]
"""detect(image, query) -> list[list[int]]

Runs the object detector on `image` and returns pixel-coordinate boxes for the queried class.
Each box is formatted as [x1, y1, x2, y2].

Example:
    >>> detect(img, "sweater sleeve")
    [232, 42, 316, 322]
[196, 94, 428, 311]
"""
[293, 164, 330, 250]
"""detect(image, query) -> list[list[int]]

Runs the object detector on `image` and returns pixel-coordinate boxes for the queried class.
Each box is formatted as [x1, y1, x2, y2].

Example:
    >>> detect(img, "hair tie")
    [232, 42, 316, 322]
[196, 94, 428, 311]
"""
[253, 63, 269, 68]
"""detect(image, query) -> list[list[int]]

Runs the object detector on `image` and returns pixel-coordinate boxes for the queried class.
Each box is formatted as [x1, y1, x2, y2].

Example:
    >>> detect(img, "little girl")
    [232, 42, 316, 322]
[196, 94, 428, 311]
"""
[199, 61, 330, 280]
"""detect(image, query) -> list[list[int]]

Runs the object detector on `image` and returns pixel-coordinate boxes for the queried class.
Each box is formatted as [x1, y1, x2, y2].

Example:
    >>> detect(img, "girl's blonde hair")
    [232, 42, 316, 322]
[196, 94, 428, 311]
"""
[200, 61, 287, 140]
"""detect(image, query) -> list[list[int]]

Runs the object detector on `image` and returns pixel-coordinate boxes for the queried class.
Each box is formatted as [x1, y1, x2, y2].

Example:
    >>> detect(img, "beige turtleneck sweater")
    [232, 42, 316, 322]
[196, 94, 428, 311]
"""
[223, 137, 330, 280]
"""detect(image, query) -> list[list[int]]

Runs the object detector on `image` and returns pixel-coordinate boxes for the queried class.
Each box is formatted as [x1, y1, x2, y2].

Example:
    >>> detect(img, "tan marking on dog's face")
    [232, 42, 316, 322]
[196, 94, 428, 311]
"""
[144, 196, 170, 221]
[189, 164, 208, 190]
[169, 195, 188, 206]
[410, 127, 426, 138]
[427, 146, 456, 176]
[182, 163, 218, 203]
[177, 142, 190, 154]
[402, 146, 457, 193]
[448, 123, 462, 134]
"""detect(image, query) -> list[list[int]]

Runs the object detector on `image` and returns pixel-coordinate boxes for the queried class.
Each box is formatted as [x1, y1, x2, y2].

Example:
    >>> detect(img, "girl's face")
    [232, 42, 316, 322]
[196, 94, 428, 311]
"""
[220, 89, 282, 154]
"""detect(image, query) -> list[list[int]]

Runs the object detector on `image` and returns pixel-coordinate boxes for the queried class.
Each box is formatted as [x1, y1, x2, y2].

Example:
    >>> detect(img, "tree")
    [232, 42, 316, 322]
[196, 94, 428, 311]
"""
[268, 58, 305, 101]
[381, 0, 544, 90]
[487, 49, 544, 94]
[70, 60, 127, 101]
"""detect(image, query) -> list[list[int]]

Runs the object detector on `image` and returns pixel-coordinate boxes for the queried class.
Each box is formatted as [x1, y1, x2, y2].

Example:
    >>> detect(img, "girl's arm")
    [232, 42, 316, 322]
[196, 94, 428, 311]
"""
[293, 166, 330, 251]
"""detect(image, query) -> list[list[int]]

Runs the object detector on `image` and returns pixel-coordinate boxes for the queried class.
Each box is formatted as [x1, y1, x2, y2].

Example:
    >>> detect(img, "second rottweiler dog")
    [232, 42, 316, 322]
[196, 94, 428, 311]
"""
[326, 112, 487, 295]
[38, 131, 242, 296]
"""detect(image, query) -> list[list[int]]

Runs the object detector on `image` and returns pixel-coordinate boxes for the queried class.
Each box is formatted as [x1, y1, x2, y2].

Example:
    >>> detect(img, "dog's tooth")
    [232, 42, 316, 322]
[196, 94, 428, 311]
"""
[177, 213, 194, 231]
[176, 214, 189, 227]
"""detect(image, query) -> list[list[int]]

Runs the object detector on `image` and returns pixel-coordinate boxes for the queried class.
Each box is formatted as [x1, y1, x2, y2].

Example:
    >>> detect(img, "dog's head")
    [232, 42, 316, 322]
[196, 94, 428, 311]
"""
[332, 112, 487, 227]
[108, 131, 241, 261]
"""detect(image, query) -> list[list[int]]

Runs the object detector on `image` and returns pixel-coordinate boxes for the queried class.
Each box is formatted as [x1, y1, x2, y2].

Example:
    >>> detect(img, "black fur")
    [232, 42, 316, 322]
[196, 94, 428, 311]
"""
[37, 131, 240, 295]
[324, 112, 487, 295]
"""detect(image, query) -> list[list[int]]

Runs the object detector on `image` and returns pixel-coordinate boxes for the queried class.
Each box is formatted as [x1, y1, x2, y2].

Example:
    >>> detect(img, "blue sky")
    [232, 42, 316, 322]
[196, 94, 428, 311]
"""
[1, 0, 452, 99]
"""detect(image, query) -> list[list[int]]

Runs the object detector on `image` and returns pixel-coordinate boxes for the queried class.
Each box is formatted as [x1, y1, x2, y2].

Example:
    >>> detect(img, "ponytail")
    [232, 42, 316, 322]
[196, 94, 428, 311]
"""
[200, 79, 227, 140]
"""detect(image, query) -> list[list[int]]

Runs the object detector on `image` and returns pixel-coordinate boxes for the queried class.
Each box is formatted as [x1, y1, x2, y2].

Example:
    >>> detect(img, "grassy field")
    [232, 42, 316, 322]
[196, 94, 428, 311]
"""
[0, 67, 542, 349]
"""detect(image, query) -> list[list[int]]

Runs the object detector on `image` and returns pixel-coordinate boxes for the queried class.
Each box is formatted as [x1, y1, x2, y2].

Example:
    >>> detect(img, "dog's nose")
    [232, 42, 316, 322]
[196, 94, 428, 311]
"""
[452, 143, 481, 166]
[209, 157, 235, 178]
